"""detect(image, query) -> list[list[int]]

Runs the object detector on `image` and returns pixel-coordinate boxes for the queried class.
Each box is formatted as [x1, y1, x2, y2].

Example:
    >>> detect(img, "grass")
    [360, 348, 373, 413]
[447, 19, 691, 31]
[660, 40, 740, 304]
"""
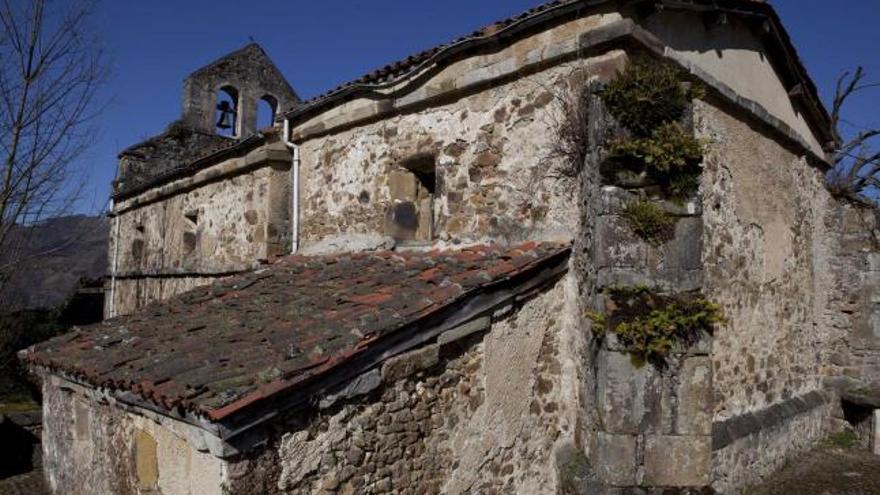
[823, 430, 859, 450]
[0, 391, 39, 414]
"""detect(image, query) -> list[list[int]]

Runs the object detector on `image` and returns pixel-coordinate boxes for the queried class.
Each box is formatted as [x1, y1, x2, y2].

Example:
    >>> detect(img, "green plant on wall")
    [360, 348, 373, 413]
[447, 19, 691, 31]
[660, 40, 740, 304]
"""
[599, 58, 705, 137]
[610, 122, 706, 199]
[622, 199, 676, 244]
[599, 57, 707, 201]
[588, 286, 725, 368]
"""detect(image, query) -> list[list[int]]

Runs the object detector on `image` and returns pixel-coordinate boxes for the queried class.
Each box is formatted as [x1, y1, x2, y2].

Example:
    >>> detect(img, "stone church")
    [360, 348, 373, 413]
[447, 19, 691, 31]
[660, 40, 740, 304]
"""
[19, 0, 880, 493]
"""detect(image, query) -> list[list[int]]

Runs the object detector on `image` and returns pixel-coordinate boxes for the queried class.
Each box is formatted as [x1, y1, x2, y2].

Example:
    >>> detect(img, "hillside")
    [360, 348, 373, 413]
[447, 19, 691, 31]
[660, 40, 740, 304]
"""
[1, 215, 109, 311]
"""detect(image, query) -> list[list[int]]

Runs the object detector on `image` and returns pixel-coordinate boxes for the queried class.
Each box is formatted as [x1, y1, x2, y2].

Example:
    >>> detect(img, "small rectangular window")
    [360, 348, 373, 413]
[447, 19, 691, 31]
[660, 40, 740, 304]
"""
[386, 154, 435, 242]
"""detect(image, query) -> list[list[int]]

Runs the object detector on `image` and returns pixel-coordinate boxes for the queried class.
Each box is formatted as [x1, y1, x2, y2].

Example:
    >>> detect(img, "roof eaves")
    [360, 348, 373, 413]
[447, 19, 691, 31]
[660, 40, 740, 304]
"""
[282, 0, 834, 148]
[20, 242, 572, 450]
[209, 244, 571, 445]
[282, 0, 595, 122]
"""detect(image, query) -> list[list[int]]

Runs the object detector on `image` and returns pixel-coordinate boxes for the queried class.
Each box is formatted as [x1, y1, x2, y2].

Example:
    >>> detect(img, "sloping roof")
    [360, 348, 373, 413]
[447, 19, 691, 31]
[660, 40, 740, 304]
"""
[22, 242, 570, 423]
[113, 127, 268, 201]
[284, 0, 832, 146]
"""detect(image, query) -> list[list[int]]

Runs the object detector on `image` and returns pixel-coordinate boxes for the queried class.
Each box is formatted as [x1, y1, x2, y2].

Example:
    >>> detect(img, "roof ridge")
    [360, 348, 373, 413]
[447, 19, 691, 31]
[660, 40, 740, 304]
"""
[186, 42, 264, 79]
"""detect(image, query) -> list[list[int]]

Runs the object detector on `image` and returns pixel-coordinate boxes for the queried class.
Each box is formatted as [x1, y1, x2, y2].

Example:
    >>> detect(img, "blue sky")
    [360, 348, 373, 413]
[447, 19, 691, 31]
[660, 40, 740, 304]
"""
[76, 0, 880, 213]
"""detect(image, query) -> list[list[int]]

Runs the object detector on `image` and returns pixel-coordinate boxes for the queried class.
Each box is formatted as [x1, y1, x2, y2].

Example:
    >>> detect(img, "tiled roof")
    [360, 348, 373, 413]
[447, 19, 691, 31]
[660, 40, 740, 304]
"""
[22, 242, 570, 422]
[113, 127, 270, 200]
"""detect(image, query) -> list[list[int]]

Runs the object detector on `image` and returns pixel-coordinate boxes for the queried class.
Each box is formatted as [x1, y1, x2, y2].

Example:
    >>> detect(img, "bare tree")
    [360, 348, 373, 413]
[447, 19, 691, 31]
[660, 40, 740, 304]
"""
[827, 67, 880, 203]
[0, 0, 106, 297]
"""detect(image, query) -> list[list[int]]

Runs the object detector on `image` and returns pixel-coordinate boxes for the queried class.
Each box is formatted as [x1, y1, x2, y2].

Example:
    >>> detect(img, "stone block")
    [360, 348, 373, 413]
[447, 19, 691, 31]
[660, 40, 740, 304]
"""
[595, 214, 645, 271]
[643, 435, 710, 487]
[388, 169, 418, 201]
[555, 442, 596, 494]
[597, 350, 661, 434]
[675, 357, 713, 436]
[73, 399, 89, 440]
[458, 56, 517, 89]
[658, 198, 702, 217]
[299, 233, 395, 256]
[645, 217, 703, 289]
[867, 252, 880, 273]
[594, 432, 638, 486]
[596, 268, 654, 292]
[381, 345, 439, 382]
[598, 186, 635, 216]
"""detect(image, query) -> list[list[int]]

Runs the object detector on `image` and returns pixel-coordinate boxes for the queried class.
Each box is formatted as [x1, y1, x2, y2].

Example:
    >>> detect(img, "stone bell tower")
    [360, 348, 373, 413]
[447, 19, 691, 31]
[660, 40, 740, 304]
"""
[181, 43, 299, 137]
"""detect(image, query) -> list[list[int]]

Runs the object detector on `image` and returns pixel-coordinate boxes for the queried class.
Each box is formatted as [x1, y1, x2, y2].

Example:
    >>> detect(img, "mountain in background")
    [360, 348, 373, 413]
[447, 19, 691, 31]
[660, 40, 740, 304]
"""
[1, 215, 109, 311]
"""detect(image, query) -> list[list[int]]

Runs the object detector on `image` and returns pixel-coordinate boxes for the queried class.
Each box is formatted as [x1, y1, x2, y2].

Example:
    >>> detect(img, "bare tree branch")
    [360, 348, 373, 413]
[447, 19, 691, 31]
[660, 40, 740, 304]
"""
[827, 66, 880, 204]
[0, 0, 106, 302]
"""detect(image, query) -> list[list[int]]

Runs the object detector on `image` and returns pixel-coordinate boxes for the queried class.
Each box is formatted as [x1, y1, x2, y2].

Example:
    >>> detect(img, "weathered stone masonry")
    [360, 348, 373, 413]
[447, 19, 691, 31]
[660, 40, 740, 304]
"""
[109, 136, 292, 316]
[224, 279, 576, 494]
[107, 44, 298, 317]
[292, 12, 630, 247]
[24, 1, 880, 494]
[571, 89, 713, 490]
[697, 98, 839, 492]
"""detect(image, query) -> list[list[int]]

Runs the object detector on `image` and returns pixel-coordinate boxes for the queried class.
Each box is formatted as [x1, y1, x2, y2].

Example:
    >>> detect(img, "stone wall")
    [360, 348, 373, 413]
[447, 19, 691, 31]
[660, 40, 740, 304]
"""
[823, 204, 880, 388]
[698, 98, 834, 418]
[108, 140, 291, 317]
[711, 391, 830, 493]
[696, 98, 838, 491]
[294, 57, 618, 247]
[225, 277, 583, 495]
[576, 91, 713, 491]
[291, 10, 629, 248]
[41, 375, 226, 495]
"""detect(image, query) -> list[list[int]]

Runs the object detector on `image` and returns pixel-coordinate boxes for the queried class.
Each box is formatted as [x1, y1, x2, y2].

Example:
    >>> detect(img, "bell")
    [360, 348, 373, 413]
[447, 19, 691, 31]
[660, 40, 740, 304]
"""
[216, 100, 236, 130]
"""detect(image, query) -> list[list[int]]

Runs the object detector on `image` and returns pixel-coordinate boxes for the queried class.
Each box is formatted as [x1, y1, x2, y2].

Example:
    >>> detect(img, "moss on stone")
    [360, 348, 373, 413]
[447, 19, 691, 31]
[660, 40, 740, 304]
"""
[824, 430, 858, 450]
[622, 199, 676, 244]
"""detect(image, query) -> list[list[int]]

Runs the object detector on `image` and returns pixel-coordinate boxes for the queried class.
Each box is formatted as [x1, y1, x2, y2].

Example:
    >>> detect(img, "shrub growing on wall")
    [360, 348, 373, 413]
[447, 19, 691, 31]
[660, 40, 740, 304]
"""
[588, 286, 724, 368]
[609, 122, 706, 200]
[599, 58, 704, 137]
[599, 57, 707, 201]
